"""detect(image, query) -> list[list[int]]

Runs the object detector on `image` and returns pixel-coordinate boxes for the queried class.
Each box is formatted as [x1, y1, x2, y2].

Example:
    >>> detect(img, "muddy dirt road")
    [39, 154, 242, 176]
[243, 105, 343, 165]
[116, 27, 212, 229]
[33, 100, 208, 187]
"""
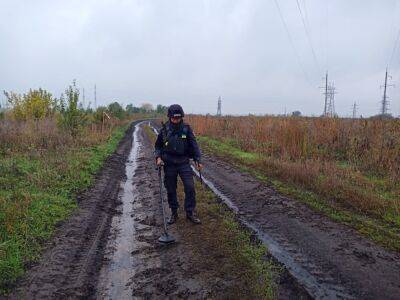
[197, 155, 400, 299]
[12, 121, 305, 299]
[9, 120, 400, 299]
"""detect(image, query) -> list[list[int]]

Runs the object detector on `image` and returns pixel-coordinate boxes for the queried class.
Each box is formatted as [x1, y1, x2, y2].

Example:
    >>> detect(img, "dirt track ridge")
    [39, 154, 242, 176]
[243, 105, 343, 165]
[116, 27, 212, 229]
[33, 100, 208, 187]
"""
[198, 153, 400, 299]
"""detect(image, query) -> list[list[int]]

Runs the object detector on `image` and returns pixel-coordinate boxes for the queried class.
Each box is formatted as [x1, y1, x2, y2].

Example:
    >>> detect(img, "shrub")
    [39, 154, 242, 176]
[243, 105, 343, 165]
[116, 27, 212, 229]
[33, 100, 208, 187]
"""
[58, 82, 87, 137]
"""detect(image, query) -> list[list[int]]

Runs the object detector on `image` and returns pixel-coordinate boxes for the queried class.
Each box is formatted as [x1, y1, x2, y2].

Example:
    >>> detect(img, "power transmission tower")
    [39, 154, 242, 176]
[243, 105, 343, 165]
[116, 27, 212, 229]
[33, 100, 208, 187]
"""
[326, 83, 337, 117]
[319, 71, 329, 116]
[352, 102, 357, 119]
[320, 72, 337, 117]
[94, 84, 97, 110]
[217, 96, 222, 116]
[380, 68, 394, 116]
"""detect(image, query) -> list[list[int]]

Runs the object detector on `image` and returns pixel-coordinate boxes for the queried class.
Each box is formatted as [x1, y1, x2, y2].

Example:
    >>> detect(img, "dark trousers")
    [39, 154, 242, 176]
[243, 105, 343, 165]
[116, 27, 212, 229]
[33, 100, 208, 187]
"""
[163, 162, 196, 213]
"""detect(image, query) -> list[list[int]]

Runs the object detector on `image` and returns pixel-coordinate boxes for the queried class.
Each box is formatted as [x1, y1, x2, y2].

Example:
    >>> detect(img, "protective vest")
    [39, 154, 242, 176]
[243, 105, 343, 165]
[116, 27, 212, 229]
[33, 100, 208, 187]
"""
[162, 123, 190, 156]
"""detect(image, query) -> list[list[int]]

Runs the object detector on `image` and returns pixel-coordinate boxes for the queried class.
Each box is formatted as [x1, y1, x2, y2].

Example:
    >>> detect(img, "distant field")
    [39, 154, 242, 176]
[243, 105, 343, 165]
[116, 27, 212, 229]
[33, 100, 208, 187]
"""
[187, 115, 400, 251]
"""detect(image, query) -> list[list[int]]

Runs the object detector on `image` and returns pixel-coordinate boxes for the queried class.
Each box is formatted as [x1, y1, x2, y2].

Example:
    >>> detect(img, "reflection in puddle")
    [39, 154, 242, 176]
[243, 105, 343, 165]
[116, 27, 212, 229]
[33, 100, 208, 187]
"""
[97, 122, 142, 299]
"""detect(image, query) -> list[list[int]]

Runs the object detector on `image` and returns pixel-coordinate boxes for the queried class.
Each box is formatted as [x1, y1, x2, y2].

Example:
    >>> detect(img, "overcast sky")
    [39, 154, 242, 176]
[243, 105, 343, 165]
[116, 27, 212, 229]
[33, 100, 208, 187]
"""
[1, 0, 400, 116]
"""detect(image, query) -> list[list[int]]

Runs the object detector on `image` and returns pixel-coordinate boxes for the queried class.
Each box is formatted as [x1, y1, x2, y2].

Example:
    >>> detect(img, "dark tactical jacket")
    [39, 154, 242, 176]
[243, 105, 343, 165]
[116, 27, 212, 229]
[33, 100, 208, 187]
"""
[155, 121, 201, 164]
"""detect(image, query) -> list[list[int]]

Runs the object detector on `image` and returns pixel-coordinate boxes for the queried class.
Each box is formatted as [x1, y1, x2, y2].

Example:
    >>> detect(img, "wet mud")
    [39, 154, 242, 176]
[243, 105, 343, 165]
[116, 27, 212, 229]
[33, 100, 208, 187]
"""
[9, 121, 140, 299]
[10, 121, 289, 299]
[10, 119, 399, 299]
[198, 154, 400, 299]
[96, 123, 268, 299]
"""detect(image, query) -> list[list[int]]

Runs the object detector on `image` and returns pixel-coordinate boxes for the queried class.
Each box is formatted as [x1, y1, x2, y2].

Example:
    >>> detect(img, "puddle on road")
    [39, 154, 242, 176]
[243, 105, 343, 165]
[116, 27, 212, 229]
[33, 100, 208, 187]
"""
[97, 122, 142, 300]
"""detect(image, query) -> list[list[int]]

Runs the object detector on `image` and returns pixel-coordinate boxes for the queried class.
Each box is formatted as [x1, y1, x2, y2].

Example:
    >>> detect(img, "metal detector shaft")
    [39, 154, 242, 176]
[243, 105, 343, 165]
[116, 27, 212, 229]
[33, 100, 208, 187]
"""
[199, 169, 203, 185]
[158, 166, 168, 235]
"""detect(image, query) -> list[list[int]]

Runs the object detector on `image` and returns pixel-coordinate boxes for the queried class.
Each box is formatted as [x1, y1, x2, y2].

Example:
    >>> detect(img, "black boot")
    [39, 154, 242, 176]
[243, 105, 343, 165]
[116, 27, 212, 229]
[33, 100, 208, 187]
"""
[167, 210, 178, 225]
[186, 212, 201, 224]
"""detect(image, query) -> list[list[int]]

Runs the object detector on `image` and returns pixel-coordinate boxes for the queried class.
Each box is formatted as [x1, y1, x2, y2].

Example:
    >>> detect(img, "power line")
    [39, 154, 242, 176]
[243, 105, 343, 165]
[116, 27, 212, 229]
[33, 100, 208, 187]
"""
[324, 1, 330, 70]
[388, 28, 400, 68]
[273, 0, 312, 85]
[302, 0, 310, 30]
[296, 0, 320, 73]
[387, 1, 400, 68]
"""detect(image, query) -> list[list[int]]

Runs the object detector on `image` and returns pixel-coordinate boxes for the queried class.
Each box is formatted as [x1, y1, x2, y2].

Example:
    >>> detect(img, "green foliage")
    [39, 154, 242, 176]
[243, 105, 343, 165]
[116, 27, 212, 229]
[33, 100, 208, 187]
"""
[156, 104, 168, 114]
[108, 102, 125, 119]
[0, 125, 129, 292]
[58, 81, 87, 136]
[220, 208, 279, 299]
[126, 104, 140, 115]
[92, 106, 107, 123]
[4, 89, 57, 121]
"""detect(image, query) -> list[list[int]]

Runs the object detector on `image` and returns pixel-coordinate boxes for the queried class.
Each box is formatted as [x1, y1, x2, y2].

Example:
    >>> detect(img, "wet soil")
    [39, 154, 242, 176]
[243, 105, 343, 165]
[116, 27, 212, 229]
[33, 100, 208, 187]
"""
[11, 119, 399, 299]
[9, 121, 140, 299]
[10, 121, 295, 299]
[198, 153, 400, 299]
[96, 122, 272, 299]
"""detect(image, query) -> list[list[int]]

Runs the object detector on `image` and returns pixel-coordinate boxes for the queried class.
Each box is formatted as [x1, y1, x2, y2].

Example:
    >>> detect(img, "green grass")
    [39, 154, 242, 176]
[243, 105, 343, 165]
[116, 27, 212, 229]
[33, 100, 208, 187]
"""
[0, 124, 129, 292]
[216, 204, 279, 299]
[198, 136, 400, 252]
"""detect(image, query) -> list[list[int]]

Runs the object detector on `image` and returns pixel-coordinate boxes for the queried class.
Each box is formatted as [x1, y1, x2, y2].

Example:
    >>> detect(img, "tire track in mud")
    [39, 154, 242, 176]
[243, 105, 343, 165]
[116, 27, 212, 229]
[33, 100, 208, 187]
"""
[149, 121, 400, 299]
[196, 154, 400, 299]
[96, 122, 142, 299]
[98, 122, 268, 299]
[96, 125, 282, 299]
[9, 121, 140, 299]
[10, 120, 303, 299]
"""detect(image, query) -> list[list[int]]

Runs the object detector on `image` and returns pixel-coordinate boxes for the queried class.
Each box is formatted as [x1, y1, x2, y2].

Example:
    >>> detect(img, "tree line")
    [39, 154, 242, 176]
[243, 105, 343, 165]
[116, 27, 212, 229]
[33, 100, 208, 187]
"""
[1, 81, 168, 136]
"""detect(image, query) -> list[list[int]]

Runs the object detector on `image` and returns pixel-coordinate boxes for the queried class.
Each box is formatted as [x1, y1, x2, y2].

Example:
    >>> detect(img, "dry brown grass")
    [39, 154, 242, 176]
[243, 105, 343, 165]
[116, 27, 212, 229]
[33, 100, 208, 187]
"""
[187, 115, 400, 179]
[0, 117, 133, 155]
[186, 115, 400, 220]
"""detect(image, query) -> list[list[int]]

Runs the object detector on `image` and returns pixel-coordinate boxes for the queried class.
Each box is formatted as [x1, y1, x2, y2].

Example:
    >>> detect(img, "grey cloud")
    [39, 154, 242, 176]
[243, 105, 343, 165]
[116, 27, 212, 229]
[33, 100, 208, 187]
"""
[1, 0, 399, 116]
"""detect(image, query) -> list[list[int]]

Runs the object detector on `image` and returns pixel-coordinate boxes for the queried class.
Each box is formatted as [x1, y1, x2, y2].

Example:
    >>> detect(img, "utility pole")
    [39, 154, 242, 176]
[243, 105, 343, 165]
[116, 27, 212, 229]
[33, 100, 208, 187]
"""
[380, 68, 394, 116]
[94, 84, 97, 110]
[352, 102, 357, 119]
[217, 96, 222, 116]
[82, 88, 85, 109]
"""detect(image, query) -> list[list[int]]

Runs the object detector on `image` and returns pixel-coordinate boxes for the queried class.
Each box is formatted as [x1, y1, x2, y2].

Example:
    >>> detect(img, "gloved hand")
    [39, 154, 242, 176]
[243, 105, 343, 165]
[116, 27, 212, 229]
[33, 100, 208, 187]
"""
[156, 157, 164, 166]
[195, 161, 203, 171]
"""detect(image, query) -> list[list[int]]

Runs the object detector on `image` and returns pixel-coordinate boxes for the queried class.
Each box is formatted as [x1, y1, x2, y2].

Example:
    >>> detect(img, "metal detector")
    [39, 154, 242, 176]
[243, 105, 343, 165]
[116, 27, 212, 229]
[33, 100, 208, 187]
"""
[157, 165, 176, 244]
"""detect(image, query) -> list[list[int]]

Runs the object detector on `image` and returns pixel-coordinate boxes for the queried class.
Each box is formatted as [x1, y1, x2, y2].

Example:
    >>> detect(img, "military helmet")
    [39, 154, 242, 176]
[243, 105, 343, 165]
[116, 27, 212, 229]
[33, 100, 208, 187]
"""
[167, 104, 185, 118]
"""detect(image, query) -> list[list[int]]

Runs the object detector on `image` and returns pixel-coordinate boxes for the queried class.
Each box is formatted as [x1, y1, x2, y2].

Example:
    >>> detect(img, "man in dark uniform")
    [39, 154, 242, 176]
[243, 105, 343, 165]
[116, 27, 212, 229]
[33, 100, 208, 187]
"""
[155, 104, 203, 224]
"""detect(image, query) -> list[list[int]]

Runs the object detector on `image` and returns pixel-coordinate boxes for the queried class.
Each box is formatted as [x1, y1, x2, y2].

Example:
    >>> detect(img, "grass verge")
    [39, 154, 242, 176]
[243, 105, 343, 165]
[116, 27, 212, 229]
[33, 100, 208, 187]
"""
[0, 124, 130, 292]
[188, 180, 280, 299]
[198, 136, 400, 253]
